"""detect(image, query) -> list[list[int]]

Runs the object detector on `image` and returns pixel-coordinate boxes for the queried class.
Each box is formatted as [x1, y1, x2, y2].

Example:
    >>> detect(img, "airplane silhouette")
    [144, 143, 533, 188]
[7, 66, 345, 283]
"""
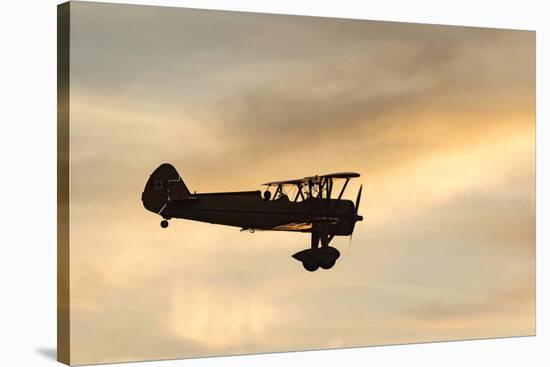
[142, 163, 363, 271]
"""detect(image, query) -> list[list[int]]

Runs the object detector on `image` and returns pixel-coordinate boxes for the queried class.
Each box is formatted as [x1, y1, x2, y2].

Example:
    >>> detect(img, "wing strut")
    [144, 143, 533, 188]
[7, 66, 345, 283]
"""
[330, 178, 350, 216]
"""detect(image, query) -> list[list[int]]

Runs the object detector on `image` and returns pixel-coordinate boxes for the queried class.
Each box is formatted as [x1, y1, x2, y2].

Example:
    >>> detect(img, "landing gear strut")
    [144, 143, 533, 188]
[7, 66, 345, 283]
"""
[160, 219, 169, 228]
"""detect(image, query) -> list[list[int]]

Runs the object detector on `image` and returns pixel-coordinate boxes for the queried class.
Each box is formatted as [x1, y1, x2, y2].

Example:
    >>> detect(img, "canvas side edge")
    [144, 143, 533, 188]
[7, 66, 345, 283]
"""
[57, 2, 71, 365]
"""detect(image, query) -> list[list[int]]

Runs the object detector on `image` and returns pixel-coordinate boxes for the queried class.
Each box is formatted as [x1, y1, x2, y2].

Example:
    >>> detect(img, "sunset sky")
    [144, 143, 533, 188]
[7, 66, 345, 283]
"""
[67, 2, 535, 364]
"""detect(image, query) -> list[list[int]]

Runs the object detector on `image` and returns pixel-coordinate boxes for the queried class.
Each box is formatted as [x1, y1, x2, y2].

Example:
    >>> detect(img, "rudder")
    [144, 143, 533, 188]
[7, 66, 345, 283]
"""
[142, 163, 191, 214]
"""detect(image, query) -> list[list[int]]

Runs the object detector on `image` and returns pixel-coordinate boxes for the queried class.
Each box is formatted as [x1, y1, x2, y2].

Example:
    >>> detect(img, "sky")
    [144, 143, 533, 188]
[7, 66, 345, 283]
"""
[67, 2, 535, 364]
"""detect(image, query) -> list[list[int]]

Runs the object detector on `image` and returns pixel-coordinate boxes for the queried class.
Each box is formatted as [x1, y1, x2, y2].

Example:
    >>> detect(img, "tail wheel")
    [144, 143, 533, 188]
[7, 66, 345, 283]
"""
[160, 220, 169, 228]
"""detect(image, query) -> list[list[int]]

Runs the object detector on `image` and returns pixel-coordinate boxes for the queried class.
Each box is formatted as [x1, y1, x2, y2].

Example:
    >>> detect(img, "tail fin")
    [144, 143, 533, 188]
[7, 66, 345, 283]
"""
[142, 163, 191, 214]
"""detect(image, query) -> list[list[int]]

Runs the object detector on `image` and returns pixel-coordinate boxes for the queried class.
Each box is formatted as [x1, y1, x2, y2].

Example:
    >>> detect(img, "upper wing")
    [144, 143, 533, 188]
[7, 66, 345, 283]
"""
[262, 177, 307, 186]
[318, 172, 360, 179]
[262, 172, 360, 186]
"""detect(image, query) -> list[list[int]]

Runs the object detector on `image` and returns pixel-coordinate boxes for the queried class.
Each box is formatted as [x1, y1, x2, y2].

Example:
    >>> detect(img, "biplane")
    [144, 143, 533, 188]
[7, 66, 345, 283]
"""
[141, 163, 364, 271]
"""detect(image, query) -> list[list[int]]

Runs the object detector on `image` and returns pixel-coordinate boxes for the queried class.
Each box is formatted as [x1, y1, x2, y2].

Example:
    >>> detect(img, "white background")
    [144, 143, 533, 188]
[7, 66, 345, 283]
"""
[0, 0, 547, 366]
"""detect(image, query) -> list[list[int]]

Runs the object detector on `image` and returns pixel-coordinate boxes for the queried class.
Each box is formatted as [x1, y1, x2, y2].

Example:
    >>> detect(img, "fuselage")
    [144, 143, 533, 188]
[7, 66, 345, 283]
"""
[158, 191, 357, 236]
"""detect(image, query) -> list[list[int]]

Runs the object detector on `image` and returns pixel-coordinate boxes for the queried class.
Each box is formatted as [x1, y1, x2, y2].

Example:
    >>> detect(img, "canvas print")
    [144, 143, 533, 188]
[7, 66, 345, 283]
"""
[57, 1, 536, 365]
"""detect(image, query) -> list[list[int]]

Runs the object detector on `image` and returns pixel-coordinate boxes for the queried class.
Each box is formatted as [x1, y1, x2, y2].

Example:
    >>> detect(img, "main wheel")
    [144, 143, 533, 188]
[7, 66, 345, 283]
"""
[319, 259, 336, 270]
[160, 220, 169, 228]
[302, 261, 319, 272]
